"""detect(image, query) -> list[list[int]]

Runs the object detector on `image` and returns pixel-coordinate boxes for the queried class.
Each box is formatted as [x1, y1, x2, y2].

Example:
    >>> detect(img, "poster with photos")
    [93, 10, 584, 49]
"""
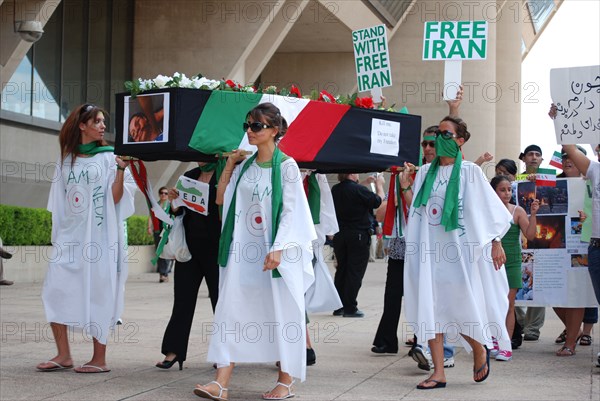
[515, 178, 598, 307]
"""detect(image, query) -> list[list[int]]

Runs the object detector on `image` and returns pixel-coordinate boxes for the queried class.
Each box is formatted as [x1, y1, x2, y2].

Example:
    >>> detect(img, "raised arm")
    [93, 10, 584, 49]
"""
[216, 150, 246, 205]
[548, 103, 591, 175]
[399, 162, 415, 205]
[446, 85, 463, 117]
[474, 152, 493, 167]
[562, 145, 591, 176]
[518, 200, 539, 241]
[112, 156, 128, 204]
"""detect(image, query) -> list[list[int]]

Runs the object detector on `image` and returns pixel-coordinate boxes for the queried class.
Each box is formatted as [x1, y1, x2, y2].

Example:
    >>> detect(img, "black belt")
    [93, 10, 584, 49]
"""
[590, 238, 600, 248]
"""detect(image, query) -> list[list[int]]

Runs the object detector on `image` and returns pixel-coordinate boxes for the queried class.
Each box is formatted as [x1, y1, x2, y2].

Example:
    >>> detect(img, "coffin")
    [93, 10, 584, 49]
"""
[115, 88, 421, 173]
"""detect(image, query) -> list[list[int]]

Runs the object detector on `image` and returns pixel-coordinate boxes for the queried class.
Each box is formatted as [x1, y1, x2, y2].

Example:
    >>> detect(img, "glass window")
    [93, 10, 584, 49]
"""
[1, 0, 132, 133]
[31, 2, 62, 121]
[527, 0, 555, 33]
[61, 0, 87, 122]
[87, 0, 110, 114]
[1, 50, 33, 115]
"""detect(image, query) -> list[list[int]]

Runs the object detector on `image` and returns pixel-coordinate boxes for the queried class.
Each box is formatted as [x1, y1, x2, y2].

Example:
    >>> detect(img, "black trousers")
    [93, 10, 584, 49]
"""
[333, 229, 371, 313]
[372, 258, 404, 352]
[160, 246, 219, 361]
[153, 232, 173, 275]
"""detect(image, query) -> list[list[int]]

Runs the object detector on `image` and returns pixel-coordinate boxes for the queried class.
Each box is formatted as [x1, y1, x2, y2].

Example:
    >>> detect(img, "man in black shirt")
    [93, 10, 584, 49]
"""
[332, 173, 384, 317]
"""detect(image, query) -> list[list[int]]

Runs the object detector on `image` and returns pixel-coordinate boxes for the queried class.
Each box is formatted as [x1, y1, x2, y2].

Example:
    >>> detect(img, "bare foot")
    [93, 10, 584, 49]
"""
[473, 346, 488, 382]
[73, 364, 110, 373]
[73, 360, 110, 373]
[194, 382, 228, 400]
[36, 357, 74, 371]
[556, 345, 576, 356]
[417, 376, 447, 389]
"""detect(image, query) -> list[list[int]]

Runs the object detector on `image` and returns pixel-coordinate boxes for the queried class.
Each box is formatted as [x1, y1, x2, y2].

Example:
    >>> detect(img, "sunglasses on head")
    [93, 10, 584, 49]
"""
[243, 121, 273, 133]
[79, 104, 95, 117]
[421, 140, 435, 148]
[435, 129, 457, 139]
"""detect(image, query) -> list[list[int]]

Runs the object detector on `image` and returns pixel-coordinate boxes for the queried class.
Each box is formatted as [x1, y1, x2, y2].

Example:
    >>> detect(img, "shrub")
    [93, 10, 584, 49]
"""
[0, 204, 153, 246]
[127, 215, 154, 245]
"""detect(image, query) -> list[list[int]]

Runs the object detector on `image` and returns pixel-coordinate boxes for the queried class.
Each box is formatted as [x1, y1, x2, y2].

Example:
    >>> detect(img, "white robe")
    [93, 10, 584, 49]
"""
[404, 161, 512, 351]
[304, 173, 343, 313]
[43, 153, 136, 345]
[208, 158, 316, 381]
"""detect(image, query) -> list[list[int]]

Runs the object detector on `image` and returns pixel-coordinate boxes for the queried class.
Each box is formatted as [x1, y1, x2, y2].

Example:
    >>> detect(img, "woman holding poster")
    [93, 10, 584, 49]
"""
[560, 144, 600, 368]
[155, 162, 220, 371]
[404, 116, 512, 389]
[194, 103, 316, 400]
[36, 104, 136, 373]
[490, 175, 539, 361]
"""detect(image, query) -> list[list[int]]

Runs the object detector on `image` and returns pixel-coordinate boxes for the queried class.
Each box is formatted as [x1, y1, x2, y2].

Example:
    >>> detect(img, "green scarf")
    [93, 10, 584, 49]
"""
[306, 174, 321, 225]
[413, 135, 462, 232]
[78, 142, 114, 155]
[218, 147, 286, 278]
[151, 202, 171, 265]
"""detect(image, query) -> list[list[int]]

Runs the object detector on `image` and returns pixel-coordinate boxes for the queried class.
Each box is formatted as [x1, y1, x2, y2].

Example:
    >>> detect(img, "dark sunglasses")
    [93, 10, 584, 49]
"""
[435, 129, 457, 139]
[159, 191, 168, 195]
[421, 140, 435, 148]
[243, 121, 273, 133]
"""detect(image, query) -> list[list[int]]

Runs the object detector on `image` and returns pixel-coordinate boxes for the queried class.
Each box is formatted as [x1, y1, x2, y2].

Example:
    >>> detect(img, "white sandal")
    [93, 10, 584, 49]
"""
[262, 380, 295, 400]
[193, 381, 228, 401]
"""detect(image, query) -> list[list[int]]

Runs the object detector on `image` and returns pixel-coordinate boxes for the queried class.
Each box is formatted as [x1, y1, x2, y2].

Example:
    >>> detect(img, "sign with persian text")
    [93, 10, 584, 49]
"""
[550, 65, 600, 144]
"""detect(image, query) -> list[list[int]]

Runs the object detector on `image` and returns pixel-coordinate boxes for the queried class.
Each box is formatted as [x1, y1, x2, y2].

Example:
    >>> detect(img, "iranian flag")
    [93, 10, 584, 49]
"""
[188, 90, 349, 158]
[536, 168, 557, 187]
[549, 151, 562, 169]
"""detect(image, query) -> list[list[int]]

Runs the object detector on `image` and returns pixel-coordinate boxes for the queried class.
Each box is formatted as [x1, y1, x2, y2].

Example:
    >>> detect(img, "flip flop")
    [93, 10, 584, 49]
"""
[74, 364, 111, 373]
[556, 346, 575, 356]
[474, 346, 490, 383]
[416, 378, 447, 390]
[37, 361, 74, 372]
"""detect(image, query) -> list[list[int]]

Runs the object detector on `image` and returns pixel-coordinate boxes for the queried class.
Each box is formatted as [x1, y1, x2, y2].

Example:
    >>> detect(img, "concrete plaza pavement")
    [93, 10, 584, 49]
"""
[1, 259, 599, 400]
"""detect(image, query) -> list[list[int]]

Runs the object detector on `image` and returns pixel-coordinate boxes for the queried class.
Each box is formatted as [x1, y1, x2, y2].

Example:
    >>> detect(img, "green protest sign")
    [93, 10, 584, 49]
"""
[352, 24, 392, 92]
[423, 21, 488, 60]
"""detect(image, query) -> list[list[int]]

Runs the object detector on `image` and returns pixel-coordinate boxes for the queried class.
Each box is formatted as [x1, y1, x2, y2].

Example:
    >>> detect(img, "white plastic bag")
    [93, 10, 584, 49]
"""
[160, 212, 192, 262]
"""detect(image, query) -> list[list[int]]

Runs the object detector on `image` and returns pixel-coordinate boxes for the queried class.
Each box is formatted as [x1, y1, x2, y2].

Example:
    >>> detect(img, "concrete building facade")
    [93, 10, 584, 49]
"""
[1, 0, 562, 212]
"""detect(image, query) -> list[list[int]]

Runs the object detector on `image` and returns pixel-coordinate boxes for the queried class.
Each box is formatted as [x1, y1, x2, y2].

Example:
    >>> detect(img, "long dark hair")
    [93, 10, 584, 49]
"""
[496, 159, 517, 175]
[490, 175, 511, 191]
[246, 102, 288, 143]
[59, 104, 108, 164]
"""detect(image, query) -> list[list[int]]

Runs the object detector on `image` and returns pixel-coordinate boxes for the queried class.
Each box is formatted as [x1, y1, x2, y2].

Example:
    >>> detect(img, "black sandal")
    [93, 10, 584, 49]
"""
[554, 329, 567, 344]
[579, 334, 592, 346]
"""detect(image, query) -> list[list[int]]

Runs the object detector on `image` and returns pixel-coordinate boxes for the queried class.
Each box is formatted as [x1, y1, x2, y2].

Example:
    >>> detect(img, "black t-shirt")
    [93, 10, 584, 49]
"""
[331, 179, 382, 232]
